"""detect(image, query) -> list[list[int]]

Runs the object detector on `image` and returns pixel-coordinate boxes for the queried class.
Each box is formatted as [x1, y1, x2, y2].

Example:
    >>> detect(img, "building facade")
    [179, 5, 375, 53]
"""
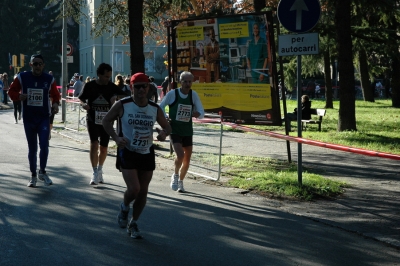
[79, 0, 167, 84]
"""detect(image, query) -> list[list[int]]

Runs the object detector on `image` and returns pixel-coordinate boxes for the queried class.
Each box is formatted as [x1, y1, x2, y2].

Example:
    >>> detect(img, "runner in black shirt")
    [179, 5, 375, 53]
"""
[79, 63, 126, 185]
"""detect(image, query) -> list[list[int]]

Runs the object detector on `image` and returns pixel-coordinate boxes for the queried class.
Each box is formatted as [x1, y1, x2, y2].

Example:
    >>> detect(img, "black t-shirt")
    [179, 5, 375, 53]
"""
[78, 80, 125, 123]
[147, 82, 158, 103]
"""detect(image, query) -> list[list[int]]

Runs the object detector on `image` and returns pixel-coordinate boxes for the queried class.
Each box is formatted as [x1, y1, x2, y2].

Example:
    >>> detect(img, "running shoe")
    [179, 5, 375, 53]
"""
[177, 180, 185, 193]
[90, 172, 98, 185]
[27, 176, 37, 187]
[117, 202, 129, 228]
[38, 171, 53, 186]
[170, 173, 179, 191]
[98, 169, 104, 184]
[127, 220, 142, 239]
[18, 114, 21, 120]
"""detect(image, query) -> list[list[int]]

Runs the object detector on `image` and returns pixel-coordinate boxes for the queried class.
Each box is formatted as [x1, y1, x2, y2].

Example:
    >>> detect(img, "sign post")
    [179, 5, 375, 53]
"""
[66, 43, 73, 64]
[277, 0, 321, 185]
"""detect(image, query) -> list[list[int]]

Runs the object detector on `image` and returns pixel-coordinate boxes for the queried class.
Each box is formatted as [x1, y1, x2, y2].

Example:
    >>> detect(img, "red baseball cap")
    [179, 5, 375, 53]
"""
[130, 73, 149, 84]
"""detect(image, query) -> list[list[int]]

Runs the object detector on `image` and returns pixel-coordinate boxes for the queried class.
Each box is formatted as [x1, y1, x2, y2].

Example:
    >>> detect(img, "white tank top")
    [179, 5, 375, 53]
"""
[118, 97, 158, 154]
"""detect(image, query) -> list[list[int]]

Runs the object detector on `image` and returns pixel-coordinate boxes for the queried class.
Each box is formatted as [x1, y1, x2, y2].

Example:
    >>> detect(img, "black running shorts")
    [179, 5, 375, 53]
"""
[116, 146, 156, 171]
[170, 134, 193, 147]
[87, 119, 110, 147]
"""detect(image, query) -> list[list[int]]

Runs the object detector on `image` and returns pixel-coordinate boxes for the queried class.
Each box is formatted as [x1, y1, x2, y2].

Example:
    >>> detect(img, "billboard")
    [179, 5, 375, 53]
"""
[169, 12, 281, 125]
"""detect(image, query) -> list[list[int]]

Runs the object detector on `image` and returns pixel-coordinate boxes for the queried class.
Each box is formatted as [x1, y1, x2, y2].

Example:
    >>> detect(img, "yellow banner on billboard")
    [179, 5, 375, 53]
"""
[219, 22, 249, 39]
[192, 83, 271, 111]
[177, 26, 204, 41]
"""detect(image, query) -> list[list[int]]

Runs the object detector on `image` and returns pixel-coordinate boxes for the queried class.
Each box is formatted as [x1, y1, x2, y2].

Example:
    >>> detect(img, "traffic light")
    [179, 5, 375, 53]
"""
[20, 54, 25, 67]
[12, 55, 17, 67]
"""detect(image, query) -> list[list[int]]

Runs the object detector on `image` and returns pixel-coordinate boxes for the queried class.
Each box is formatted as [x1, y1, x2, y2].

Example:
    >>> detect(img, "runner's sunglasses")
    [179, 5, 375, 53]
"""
[133, 84, 147, 89]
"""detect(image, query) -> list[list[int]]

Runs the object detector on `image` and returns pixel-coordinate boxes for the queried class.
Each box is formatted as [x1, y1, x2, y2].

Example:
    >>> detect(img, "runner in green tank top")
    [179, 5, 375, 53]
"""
[159, 71, 205, 192]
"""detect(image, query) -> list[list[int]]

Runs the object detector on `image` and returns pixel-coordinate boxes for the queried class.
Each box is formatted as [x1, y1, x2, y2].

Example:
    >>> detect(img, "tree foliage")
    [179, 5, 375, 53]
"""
[47, 0, 400, 130]
[0, 0, 41, 74]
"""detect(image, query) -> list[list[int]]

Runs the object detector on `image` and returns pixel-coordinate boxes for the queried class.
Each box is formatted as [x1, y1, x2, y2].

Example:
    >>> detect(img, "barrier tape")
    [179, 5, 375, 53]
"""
[192, 118, 400, 161]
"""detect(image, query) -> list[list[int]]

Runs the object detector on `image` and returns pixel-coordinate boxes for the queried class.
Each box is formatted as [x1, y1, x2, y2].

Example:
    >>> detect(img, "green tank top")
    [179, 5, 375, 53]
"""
[169, 88, 193, 136]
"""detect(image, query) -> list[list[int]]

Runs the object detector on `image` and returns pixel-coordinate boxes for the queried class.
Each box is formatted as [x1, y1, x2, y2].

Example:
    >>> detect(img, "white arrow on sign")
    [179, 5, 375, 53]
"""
[290, 0, 309, 30]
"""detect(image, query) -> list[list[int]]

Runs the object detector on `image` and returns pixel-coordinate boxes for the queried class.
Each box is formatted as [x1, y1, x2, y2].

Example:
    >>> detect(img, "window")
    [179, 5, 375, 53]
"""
[85, 19, 88, 40]
[113, 51, 123, 72]
[90, 51, 93, 73]
[144, 52, 155, 72]
[80, 23, 83, 41]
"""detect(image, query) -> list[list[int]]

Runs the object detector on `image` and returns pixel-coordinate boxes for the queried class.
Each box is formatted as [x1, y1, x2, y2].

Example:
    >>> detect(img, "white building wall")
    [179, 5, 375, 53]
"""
[79, 0, 168, 83]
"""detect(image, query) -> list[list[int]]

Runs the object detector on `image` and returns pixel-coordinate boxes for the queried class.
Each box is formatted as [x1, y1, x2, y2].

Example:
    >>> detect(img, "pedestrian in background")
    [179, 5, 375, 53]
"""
[8, 54, 60, 187]
[159, 71, 205, 193]
[0, 74, 4, 103]
[161, 76, 169, 99]
[2, 73, 10, 104]
[78, 63, 126, 185]
[284, 95, 312, 132]
[11, 73, 22, 124]
[315, 83, 321, 98]
[103, 72, 171, 239]
[73, 73, 83, 97]
[48, 71, 57, 139]
[147, 75, 158, 103]
[115, 74, 131, 97]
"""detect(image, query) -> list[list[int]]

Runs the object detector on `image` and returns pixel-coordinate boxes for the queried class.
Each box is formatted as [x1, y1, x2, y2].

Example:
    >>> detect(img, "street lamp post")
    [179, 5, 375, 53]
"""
[61, 0, 68, 122]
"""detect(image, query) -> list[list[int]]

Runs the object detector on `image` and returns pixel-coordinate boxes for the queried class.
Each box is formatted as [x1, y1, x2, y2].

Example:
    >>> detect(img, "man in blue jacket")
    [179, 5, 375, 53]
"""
[8, 54, 60, 187]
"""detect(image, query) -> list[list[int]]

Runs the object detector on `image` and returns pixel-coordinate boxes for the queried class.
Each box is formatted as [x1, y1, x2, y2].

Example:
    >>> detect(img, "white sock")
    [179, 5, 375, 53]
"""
[93, 167, 98, 173]
[98, 165, 103, 171]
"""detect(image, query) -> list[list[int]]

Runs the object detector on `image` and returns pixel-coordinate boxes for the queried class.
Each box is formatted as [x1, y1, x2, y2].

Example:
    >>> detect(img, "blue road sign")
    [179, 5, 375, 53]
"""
[277, 0, 321, 33]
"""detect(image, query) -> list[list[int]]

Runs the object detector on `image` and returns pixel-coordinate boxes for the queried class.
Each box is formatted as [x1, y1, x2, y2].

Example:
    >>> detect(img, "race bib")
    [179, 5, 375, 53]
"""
[130, 129, 152, 154]
[95, 111, 107, 125]
[27, 88, 43, 107]
[175, 104, 192, 122]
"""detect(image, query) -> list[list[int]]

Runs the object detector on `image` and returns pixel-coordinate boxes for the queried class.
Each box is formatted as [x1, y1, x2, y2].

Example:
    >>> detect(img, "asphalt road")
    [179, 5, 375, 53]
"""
[1, 108, 399, 266]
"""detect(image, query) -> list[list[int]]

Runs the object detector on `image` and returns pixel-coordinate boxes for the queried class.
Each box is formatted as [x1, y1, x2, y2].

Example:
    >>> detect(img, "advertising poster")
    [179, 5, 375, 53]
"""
[170, 12, 281, 125]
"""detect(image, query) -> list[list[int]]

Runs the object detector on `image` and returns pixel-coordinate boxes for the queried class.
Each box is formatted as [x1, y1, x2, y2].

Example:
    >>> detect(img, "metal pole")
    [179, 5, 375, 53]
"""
[296, 55, 302, 186]
[111, 16, 115, 79]
[276, 20, 292, 163]
[61, 0, 67, 123]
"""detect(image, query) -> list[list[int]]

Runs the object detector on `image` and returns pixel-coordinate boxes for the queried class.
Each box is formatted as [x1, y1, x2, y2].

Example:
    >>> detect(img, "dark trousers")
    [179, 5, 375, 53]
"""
[3, 90, 8, 104]
[13, 101, 21, 121]
[23, 117, 50, 175]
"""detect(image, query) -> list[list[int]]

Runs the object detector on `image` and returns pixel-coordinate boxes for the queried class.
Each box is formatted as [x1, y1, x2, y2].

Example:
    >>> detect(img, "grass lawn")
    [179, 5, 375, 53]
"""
[199, 99, 399, 201]
[248, 99, 400, 155]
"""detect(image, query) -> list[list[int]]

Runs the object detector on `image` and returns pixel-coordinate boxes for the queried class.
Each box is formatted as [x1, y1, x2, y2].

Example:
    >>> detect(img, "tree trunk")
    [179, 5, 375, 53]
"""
[323, 50, 333, 108]
[335, 0, 356, 131]
[128, 0, 145, 75]
[391, 55, 400, 107]
[358, 49, 374, 102]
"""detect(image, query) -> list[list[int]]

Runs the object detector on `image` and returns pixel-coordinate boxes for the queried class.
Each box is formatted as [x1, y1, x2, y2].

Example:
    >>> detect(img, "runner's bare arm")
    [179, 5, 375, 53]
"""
[155, 106, 172, 141]
[102, 101, 128, 147]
